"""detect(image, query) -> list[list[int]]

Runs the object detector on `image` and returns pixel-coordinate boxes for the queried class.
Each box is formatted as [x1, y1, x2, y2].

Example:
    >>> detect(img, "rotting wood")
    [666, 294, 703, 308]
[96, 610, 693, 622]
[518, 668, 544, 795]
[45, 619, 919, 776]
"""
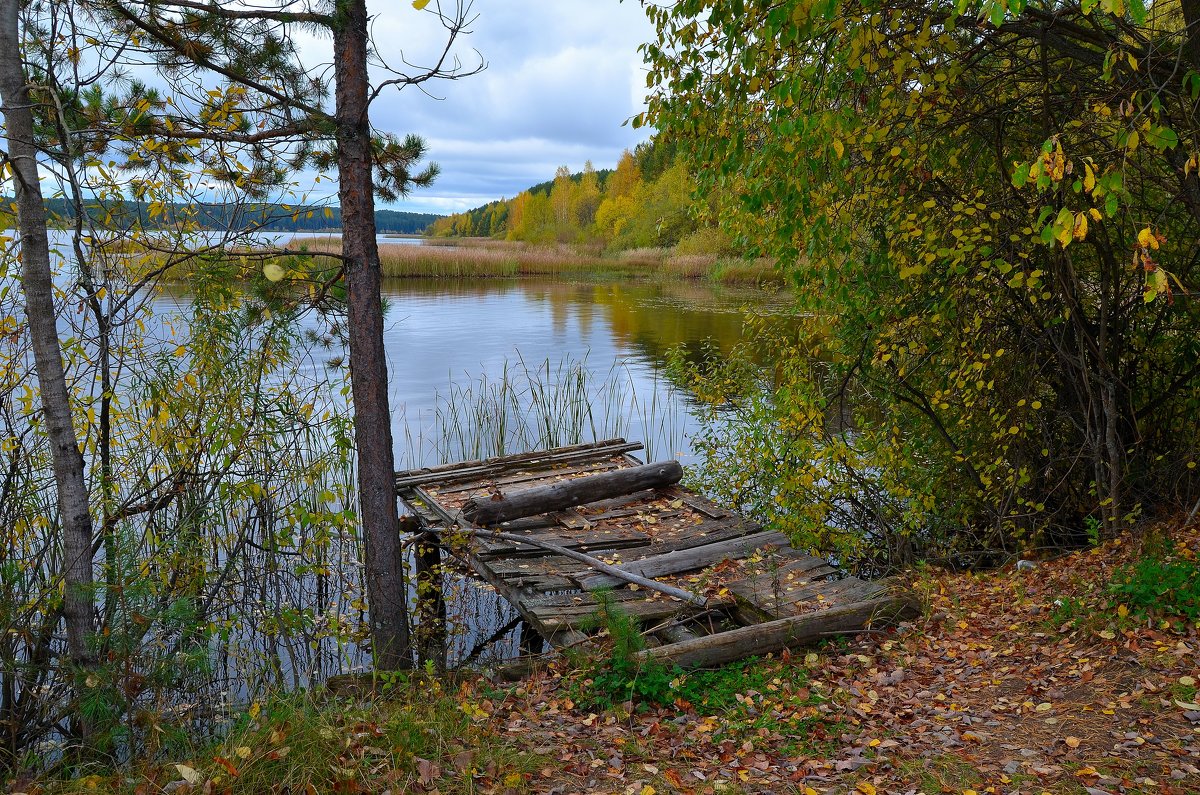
[639, 595, 920, 668]
[436, 461, 620, 496]
[473, 528, 709, 608]
[462, 461, 684, 525]
[576, 530, 792, 590]
[473, 526, 651, 559]
[395, 439, 642, 489]
[396, 439, 918, 665]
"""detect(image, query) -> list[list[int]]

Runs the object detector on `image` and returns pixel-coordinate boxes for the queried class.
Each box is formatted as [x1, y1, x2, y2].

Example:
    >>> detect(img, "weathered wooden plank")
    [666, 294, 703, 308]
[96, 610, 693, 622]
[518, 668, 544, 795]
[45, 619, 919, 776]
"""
[463, 461, 684, 526]
[435, 460, 621, 496]
[394, 439, 643, 488]
[474, 529, 709, 607]
[473, 527, 651, 558]
[734, 576, 889, 621]
[639, 596, 919, 668]
[572, 489, 661, 515]
[576, 530, 792, 590]
[530, 596, 712, 631]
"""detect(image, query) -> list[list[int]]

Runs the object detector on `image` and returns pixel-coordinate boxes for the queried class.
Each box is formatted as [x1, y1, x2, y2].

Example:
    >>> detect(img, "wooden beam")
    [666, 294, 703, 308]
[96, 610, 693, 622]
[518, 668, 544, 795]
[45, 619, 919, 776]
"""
[462, 461, 683, 525]
[394, 438, 643, 488]
[576, 530, 793, 590]
[477, 528, 708, 608]
[638, 596, 919, 668]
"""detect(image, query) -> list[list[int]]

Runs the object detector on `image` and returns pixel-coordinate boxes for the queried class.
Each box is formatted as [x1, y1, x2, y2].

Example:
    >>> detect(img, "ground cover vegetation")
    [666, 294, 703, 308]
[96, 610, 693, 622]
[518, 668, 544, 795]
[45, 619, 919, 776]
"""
[639, 0, 1200, 572]
[29, 521, 1200, 794]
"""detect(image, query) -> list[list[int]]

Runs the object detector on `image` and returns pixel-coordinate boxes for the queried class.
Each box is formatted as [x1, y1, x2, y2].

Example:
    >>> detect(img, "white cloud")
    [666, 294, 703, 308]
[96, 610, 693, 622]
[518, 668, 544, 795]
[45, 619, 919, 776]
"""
[362, 0, 655, 215]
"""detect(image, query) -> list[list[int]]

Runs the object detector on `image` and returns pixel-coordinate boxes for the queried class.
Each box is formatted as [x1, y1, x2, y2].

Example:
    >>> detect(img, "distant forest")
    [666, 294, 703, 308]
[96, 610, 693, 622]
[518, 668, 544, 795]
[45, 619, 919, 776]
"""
[424, 138, 723, 253]
[6, 198, 442, 234]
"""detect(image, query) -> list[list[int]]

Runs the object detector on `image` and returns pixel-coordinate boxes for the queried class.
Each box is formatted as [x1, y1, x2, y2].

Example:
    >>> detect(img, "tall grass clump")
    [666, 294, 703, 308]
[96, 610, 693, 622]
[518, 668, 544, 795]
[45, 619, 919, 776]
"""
[401, 354, 685, 467]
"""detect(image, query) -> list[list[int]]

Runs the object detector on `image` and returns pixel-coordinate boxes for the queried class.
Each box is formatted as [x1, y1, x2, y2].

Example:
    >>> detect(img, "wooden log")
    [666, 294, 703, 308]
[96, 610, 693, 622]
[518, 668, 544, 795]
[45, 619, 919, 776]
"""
[576, 530, 793, 590]
[462, 460, 683, 526]
[637, 595, 919, 668]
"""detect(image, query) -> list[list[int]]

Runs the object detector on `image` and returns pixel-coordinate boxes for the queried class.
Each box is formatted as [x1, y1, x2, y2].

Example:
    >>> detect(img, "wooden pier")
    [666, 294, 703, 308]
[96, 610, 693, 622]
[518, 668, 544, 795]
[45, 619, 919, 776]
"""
[397, 439, 915, 667]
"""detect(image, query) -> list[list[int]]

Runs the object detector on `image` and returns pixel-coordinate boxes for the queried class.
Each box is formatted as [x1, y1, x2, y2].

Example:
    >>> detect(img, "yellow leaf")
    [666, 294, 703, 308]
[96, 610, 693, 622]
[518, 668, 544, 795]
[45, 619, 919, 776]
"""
[833, 139, 845, 158]
[856, 782, 877, 795]
[413, 0, 430, 7]
[235, 746, 252, 759]
[263, 262, 286, 282]
[640, 787, 657, 795]
[1137, 227, 1156, 249]
[175, 764, 203, 785]
[1072, 212, 1088, 241]
[1117, 604, 1129, 617]
[248, 701, 261, 720]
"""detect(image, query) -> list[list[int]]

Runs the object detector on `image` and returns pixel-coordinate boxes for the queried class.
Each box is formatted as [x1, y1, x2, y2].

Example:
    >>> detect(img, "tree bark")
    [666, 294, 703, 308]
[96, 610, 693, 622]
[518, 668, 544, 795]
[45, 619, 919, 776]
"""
[0, 0, 96, 713]
[333, 0, 411, 670]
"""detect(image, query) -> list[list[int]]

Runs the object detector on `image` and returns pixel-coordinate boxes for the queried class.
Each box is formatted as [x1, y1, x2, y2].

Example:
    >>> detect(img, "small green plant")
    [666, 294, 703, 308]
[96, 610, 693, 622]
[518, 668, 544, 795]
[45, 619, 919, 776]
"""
[1109, 540, 1200, 621]
[1084, 514, 1103, 547]
[569, 594, 681, 709]
[1048, 595, 1090, 630]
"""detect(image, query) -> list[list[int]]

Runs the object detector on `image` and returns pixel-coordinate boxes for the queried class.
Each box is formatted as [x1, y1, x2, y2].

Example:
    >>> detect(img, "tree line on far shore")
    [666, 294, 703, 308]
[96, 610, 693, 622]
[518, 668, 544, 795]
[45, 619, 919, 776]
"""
[424, 139, 732, 255]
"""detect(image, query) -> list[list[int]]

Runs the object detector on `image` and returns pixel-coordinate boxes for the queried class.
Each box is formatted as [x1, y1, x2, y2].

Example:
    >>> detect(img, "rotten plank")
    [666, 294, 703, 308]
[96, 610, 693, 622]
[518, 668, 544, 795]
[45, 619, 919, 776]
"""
[576, 530, 792, 590]
[395, 439, 643, 488]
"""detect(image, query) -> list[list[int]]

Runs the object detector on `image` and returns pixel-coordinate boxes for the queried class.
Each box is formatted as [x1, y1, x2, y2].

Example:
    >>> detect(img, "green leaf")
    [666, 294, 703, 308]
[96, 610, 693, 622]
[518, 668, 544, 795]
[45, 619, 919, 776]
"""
[1145, 125, 1179, 151]
[1128, 0, 1147, 24]
[990, 1, 1005, 27]
[1011, 162, 1030, 188]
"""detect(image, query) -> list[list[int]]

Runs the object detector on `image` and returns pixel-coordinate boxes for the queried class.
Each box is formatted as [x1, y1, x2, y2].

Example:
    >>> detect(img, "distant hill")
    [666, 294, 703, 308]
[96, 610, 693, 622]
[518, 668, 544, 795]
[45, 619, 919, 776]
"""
[19, 198, 442, 234]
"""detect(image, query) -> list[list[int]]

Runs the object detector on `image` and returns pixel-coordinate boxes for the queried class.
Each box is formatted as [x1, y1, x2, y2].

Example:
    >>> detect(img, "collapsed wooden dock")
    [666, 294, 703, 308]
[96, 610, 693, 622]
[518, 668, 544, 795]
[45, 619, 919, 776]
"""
[396, 439, 915, 668]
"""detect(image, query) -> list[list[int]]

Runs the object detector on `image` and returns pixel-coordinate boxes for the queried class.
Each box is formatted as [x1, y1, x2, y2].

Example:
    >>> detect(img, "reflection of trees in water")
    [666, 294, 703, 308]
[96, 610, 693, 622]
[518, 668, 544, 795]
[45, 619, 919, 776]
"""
[382, 275, 785, 370]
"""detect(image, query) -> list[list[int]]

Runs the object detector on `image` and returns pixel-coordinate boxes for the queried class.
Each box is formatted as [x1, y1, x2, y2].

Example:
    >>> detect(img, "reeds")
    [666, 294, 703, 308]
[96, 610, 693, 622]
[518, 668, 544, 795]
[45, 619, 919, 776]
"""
[401, 354, 685, 468]
[288, 238, 781, 286]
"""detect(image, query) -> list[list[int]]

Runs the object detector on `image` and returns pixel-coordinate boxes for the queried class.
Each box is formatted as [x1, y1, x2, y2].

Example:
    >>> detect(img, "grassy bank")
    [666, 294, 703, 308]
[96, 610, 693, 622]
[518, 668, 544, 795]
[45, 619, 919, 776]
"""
[28, 519, 1200, 793]
[290, 237, 783, 286]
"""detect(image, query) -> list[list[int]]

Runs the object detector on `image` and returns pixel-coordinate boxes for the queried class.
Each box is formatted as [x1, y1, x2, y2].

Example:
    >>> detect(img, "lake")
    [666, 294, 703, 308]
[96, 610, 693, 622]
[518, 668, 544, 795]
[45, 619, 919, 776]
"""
[2, 232, 790, 752]
[141, 271, 788, 674]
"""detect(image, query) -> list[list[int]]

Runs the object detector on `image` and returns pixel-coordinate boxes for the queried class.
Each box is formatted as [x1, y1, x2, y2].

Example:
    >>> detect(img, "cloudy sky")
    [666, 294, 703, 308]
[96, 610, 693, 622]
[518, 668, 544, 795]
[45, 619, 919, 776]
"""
[326, 1, 656, 216]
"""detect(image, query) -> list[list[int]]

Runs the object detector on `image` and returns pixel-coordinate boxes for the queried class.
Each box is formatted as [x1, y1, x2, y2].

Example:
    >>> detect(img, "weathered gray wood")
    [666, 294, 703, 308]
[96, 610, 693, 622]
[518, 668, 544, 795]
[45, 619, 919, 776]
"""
[639, 596, 920, 668]
[576, 530, 792, 590]
[462, 461, 684, 525]
[395, 439, 642, 488]
[473, 526, 651, 558]
[473, 528, 709, 607]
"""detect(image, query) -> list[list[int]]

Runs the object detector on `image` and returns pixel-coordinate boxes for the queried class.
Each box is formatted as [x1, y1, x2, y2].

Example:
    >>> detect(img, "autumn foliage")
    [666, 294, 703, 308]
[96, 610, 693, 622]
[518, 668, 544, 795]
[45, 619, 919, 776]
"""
[642, 0, 1200, 566]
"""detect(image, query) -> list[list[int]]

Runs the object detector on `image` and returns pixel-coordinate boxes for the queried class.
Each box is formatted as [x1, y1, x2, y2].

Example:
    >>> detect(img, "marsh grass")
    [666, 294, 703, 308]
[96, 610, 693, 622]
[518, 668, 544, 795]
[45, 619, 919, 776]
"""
[402, 354, 685, 467]
[289, 238, 781, 285]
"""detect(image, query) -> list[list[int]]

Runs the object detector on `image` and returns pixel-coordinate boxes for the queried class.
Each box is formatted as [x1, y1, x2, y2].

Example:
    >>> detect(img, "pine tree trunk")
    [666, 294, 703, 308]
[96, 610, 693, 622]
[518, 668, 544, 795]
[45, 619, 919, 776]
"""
[0, 0, 95, 721]
[333, 0, 412, 670]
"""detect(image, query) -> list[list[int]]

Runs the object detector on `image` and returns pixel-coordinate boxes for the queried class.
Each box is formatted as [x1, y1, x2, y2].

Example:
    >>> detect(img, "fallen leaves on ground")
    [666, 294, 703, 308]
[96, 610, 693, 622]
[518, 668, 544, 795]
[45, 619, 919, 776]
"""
[476, 521, 1200, 794]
